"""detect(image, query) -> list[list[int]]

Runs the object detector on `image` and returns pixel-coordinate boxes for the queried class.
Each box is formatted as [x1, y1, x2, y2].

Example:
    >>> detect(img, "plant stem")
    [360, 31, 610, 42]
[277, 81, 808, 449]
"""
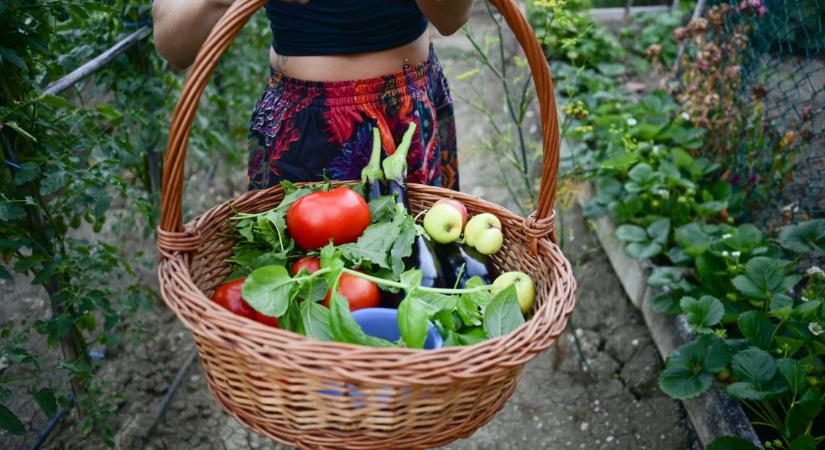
[0, 366, 63, 384]
[340, 268, 494, 294]
[290, 266, 496, 295]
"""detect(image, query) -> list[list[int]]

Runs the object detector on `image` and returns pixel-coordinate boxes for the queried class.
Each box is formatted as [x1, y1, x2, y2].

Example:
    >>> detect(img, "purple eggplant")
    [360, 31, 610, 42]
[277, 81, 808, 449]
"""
[434, 242, 498, 288]
[378, 123, 446, 308]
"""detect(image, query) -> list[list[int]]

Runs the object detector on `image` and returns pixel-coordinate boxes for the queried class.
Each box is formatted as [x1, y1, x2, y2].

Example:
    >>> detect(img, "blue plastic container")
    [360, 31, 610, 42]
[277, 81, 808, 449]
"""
[352, 307, 443, 350]
[317, 308, 443, 399]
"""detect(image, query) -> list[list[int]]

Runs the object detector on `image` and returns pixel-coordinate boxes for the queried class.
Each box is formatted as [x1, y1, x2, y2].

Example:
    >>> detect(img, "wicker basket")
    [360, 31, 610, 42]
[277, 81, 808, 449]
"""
[156, 1, 576, 448]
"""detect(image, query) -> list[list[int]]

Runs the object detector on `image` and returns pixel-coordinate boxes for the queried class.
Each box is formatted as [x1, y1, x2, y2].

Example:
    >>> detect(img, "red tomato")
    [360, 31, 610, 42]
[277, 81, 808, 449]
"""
[254, 313, 280, 327]
[212, 278, 256, 320]
[322, 273, 380, 312]
[286, 187, 371, 250]
[291, 256, 321, 275]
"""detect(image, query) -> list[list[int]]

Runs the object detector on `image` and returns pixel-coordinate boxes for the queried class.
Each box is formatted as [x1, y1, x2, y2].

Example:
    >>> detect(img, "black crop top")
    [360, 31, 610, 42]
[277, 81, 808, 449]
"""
[264, 0, 429, 56]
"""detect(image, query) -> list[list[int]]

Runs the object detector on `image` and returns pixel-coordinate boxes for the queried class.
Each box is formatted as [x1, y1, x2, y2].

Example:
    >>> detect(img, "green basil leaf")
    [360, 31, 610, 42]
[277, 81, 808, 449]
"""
[320, 244, 344, 287]
[456, 294, 482, 327]
[242, 265, 292, 317]
[483, 285, 524, 338]
[300, 301, 332, 341]
[458, 327, 487, 346]
[398, 295, 430, 349]
[328, 293, 393, 347]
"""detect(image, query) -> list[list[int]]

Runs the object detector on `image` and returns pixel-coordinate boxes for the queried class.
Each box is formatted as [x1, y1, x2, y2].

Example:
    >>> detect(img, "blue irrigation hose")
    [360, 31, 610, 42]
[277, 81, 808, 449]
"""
[28, 395, 75, 450]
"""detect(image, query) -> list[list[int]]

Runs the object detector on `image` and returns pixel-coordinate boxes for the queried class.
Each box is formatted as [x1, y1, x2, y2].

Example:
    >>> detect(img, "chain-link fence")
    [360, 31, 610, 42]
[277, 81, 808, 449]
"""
[709, 0, 824, 228]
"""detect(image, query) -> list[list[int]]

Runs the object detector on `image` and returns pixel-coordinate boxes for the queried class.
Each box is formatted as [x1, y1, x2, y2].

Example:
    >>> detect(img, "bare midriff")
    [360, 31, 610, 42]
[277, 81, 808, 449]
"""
[269, 30, 430, 81]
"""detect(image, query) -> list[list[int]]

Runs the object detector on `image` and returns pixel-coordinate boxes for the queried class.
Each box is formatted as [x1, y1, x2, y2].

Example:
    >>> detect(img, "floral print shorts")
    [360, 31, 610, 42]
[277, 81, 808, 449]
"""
[247, 45, 458, 191]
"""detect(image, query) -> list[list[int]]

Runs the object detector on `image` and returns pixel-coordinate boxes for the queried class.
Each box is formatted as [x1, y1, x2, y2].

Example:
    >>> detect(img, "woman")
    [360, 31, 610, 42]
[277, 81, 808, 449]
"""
[153, 0, 472, 191]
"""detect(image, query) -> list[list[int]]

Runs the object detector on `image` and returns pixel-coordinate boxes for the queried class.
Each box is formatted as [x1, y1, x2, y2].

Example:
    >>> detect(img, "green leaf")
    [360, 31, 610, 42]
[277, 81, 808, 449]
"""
[328, 293, 393, 347]
[0, 203, 26, 222]
[785, 388, 822, 438]
[725, 224, 763, 253]
[596, 62, 625, 76]
[367, 195, 396, 223]
[390, 215, 417, 276]
[398, 295, 430, 349]
[706, 436, 759, 450]
[615, 224, 647, 242]
[726, 381, 781, 401]
[776, 358, 806, 395]
[732, 257, 792, 300]
[737, 311, 774, 350]
[778, 219, 825, 255]
[651, 290, 683, 315]
[0, 403, 25, 435]
[299, 301, 332, 341]
[627, 163, 654, 183]
[400, 269, 423, 291]
[418, 292, 458, 311]
[13, 162, 39, 185]
[483, 285, 524, 338]
[625, 241, 662, 260]
[680, 295, 724, 334]
[769, 294, 794, 320]
[658, 335, 730, 399]
[647, 218, 671, 244]
[0, 47, 27, 71]
[457, 327, 487, 346]
[695, 254, 727, 297]
[456, 294, 482, 327]
[788, 434, 817, 450]
[339, 222, 395, 269]
[32, 388, 57, 417]
[731, 347, 776, 386]
[674, 223, 710, 256]
[320, 244, 344, 287]
[39, 171, 65, 196]
[242, 265, 293, 317]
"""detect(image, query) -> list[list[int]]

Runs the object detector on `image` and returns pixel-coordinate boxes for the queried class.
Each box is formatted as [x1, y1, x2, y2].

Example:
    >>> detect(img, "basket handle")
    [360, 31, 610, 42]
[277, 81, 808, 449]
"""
[158, 0, 561, 255]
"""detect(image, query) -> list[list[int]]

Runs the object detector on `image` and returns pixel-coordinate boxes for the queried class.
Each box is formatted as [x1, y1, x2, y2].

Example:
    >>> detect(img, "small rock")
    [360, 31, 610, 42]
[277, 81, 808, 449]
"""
[580, 422, 589, 431]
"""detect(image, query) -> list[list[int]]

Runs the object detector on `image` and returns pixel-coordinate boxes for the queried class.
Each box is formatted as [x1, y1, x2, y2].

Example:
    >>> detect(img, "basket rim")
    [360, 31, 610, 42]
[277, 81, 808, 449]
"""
[159, 182, 576, 375]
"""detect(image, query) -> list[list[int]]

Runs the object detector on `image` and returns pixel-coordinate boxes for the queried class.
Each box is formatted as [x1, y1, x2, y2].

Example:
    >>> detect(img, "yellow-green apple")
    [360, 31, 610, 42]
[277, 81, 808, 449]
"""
[434, 198, 468, 227]
[492, 271, 535, 313]
[423, 202, 464, 243]
[464, 213, 503, 255]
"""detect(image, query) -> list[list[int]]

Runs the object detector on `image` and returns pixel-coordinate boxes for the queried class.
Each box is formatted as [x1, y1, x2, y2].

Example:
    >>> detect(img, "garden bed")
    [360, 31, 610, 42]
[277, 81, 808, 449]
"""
[578, 182, 764, 448]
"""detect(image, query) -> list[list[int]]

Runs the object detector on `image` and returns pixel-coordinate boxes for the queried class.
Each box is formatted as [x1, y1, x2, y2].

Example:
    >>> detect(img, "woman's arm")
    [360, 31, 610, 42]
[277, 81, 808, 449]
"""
[152, 0, 235, 70]
[415, 0, 474, 36]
